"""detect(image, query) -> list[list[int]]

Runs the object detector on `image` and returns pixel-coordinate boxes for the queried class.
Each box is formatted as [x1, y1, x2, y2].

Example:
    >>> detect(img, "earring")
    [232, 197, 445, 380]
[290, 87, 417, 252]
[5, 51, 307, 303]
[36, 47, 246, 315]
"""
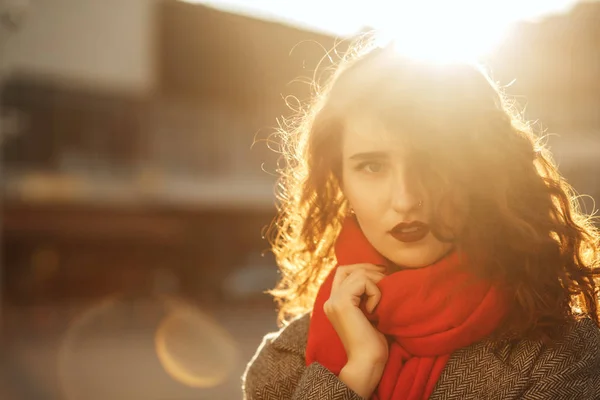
[348, 207, 355, 215]
[418, 200, 423, 208]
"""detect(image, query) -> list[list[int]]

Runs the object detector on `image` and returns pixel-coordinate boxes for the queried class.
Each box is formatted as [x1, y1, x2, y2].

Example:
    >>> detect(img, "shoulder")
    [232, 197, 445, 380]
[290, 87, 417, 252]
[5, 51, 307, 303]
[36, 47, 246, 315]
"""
[533, 318, 600, 371]
[519, 318, 600, 399]
[432, 318, 600, 399]
[242, 314, 310, 399]
[267, 313, 311, 354]
[243, 314, 367, 400]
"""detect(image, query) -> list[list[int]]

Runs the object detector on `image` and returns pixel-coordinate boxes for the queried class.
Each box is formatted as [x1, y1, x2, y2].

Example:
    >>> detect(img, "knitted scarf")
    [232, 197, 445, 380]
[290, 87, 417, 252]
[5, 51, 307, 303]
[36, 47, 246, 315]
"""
[306, 217, 508, 400]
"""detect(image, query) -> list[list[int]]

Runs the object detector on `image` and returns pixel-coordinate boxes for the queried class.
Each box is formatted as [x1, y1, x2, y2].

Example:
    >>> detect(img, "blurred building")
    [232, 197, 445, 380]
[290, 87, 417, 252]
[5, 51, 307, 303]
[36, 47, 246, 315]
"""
[490, 2, 600, 201]
[0, 0, 339, 313]
[0, 2, 336, 398]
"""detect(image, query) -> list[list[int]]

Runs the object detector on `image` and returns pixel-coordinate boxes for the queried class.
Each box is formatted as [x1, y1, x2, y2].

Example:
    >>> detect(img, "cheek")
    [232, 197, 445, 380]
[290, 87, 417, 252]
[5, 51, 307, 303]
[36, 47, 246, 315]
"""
[343, 172, 372, 211]
[437, 193, 468, 234]
[344, 183, 387, 227]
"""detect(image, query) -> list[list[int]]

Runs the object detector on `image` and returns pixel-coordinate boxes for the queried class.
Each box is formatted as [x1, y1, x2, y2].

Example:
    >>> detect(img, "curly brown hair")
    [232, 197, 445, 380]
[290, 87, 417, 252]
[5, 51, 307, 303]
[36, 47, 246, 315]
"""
[266, 35, 600, 342]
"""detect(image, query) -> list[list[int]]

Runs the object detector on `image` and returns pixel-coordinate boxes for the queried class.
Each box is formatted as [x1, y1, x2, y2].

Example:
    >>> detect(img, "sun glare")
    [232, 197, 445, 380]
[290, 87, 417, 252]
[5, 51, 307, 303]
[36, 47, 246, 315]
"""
[186, 0, 580, 63]
[372, 24, 504, 65]
[366, 0, 578, 63]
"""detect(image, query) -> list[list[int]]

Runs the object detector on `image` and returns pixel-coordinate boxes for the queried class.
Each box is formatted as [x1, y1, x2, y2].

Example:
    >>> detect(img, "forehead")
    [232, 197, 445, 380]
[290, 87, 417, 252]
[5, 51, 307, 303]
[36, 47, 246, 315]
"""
[341, 113, 408, 156]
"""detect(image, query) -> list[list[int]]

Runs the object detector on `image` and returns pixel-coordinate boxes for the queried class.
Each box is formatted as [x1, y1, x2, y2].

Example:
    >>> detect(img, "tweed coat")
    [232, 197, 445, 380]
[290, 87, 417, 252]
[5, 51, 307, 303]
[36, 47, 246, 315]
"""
[243, 314, 600, 399]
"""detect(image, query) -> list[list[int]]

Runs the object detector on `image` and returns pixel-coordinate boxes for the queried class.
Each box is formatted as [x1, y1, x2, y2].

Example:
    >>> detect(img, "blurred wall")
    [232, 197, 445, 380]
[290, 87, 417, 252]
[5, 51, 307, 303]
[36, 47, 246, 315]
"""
[1, 0, 158, 94]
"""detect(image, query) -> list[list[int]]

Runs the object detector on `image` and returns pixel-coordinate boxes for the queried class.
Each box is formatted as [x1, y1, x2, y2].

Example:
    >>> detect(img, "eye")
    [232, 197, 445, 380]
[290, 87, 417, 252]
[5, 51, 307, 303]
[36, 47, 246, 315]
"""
[357, 161, 384, 173]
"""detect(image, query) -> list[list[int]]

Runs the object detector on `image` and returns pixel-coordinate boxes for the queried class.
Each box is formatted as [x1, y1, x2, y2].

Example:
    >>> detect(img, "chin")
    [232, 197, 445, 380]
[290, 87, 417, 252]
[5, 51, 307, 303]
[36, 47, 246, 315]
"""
[394, 258, 435, 269]
[385, 241, 449, 269]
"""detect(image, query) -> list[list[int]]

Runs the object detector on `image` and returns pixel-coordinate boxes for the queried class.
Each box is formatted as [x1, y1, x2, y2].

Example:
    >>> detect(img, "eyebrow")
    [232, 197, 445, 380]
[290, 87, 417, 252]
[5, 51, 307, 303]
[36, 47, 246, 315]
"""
[348, 151, 390, 161]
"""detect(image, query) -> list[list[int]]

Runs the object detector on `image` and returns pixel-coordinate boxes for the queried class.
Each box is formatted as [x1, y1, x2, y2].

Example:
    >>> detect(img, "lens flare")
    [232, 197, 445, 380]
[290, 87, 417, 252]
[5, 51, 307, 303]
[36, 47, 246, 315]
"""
[58, 295, 239, 400]
[154, 297, 239, 388]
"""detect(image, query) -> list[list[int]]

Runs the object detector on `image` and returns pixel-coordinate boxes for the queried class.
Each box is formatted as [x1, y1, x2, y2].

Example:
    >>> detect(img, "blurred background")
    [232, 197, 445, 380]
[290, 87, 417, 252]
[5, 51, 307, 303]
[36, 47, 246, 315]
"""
[0, 0, 598, 399]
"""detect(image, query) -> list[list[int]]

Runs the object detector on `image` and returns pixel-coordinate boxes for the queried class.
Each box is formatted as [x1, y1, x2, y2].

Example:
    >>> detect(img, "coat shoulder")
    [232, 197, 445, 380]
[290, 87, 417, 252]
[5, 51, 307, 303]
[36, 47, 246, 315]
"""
[242, 314, 310, 399]
[431, 318, 600, 400]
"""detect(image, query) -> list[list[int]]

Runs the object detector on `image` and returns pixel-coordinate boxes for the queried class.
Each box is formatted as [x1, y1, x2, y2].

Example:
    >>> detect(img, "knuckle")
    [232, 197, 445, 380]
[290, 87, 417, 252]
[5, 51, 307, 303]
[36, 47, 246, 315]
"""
[323, 299, 332, 315]
[333, 267, 347, 279]
[336, 264, 350, 272]
[350, 269, 367, 278]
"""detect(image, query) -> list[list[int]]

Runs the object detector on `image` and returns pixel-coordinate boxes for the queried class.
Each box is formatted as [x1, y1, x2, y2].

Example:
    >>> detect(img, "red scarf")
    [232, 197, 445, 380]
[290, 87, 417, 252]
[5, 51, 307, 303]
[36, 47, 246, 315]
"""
[306, 217, 508, 400]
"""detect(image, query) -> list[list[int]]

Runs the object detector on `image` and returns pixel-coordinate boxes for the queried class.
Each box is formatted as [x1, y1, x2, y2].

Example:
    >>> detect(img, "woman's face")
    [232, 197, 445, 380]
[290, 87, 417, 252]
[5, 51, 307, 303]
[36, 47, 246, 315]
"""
[340, 115, 455, 268]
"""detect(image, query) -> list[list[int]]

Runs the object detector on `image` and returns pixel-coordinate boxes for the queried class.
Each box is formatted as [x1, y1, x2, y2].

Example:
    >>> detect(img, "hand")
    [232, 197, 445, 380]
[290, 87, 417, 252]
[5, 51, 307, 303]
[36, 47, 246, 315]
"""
[323, 263, 388, 398]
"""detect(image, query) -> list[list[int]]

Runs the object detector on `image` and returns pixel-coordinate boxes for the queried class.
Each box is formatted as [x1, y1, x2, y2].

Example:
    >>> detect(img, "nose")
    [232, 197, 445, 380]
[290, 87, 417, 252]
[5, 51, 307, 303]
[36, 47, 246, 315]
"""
[390, 169, 422, 215]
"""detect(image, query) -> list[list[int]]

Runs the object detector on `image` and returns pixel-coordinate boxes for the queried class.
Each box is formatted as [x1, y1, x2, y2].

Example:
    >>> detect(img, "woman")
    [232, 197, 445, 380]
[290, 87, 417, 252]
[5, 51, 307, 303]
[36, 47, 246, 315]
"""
[242, 35, 600, 400]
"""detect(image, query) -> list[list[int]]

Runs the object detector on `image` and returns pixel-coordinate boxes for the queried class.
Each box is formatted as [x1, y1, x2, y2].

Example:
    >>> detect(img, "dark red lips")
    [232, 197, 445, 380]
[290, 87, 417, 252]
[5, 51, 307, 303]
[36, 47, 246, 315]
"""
[390, 221, 430, 243]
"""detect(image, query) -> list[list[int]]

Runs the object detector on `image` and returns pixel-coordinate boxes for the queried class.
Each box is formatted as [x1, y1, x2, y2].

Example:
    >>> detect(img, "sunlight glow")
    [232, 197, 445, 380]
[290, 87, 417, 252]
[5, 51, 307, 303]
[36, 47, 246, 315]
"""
[183, 0, 582, 62]
[366, 0, 579, 63]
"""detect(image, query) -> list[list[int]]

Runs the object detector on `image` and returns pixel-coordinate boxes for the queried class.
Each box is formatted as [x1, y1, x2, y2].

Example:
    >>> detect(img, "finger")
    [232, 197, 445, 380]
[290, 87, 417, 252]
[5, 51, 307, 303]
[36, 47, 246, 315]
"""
[363, 279, 382, 314]
[343, 269, 386, 285]
[332, 267, 351, 291]
[336, 274, 383, 311]
[333, 264, 386, 289]
[339, 263, 387, 274]
[357, 263, 387, 272]
[336, 270, 384, 308]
